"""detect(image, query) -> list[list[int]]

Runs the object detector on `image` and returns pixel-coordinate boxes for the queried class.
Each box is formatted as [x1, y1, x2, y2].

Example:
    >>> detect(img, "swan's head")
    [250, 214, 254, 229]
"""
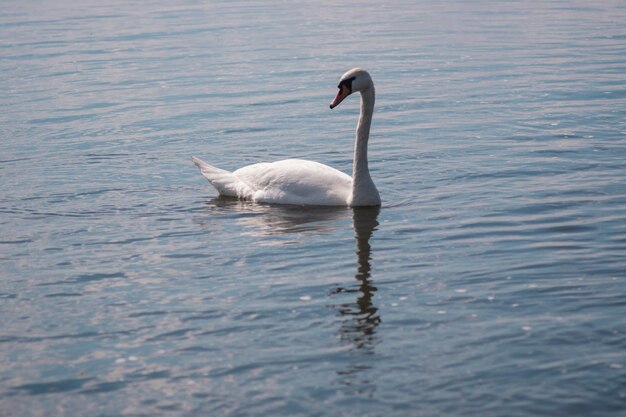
[329, 68, 373, 109]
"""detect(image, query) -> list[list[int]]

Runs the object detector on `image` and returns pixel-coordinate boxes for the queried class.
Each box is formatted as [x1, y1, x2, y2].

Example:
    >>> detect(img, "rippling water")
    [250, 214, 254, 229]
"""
[2, 0, 626, 416]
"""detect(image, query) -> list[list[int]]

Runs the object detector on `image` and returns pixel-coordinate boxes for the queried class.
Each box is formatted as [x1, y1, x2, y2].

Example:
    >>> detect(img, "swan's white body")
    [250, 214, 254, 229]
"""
[192, 68, 380, 207]
[192, 157, 353, 206]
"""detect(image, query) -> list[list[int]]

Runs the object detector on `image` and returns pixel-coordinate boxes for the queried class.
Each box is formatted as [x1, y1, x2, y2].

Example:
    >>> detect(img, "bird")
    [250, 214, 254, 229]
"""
[192, 68, 380, 207]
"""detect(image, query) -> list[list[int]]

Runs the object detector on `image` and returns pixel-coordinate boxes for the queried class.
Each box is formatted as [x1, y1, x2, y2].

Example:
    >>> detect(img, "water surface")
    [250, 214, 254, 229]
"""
[1, 1, 626, 416]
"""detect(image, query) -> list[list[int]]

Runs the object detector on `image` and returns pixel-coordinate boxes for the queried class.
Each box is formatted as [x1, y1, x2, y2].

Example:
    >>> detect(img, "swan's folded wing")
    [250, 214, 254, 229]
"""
[234, 159, 352, 205]
[191, 157, 254, 198]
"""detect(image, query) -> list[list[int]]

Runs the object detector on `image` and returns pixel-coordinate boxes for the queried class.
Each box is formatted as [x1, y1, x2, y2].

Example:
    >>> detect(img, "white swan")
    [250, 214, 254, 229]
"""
[192, 68, 380, 207]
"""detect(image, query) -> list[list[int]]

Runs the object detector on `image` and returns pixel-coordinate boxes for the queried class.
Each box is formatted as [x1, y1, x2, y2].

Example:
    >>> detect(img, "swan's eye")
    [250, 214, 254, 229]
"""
[338, 76, 356, 93]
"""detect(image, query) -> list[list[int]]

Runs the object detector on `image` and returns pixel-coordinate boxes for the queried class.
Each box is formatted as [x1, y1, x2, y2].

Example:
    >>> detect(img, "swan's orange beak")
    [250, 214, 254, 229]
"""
[330, 85, 350, 109]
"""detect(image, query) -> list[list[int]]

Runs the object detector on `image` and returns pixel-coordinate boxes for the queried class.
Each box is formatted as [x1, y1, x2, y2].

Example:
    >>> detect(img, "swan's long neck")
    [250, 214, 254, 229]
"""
[351, 86, 379, 206]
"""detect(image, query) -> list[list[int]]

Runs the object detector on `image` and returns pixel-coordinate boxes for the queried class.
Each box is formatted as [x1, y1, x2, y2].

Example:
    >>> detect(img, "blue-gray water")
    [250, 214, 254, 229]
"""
[1, 1, 626, 416]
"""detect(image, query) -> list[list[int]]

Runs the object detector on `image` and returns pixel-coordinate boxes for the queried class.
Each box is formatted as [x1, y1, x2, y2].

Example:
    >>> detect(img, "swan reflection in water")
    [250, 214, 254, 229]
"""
[202, 198, 381, 391]
[333, 207, 381, 338]
[331, 206, 381, 394]
[205, 196, 350, 239]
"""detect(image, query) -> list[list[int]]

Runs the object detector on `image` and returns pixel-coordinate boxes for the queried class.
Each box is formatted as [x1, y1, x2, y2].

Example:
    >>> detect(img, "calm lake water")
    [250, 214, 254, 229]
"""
[2, 0, 626, 416]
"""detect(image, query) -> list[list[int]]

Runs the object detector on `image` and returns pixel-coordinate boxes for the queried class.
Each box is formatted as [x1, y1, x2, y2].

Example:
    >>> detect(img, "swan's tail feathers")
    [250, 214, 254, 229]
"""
[191, 157, 254, 198]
